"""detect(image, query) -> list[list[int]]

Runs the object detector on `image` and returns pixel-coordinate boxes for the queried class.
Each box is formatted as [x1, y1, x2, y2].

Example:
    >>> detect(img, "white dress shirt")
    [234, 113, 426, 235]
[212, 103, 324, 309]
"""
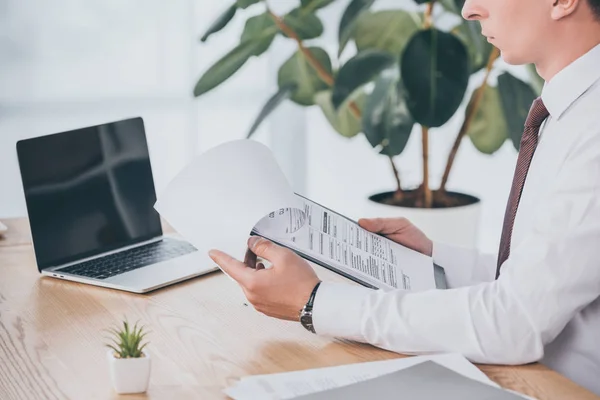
[313, 43, 600, 395]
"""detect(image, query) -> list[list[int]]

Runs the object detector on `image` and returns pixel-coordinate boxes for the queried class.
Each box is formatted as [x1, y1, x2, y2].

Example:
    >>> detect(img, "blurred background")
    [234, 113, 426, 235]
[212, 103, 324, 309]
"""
[0, 0, 533, 253]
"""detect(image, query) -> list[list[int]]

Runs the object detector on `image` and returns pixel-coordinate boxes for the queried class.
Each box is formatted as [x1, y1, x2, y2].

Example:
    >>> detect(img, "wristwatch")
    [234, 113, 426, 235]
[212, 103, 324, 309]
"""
[299, 281, 322, 334]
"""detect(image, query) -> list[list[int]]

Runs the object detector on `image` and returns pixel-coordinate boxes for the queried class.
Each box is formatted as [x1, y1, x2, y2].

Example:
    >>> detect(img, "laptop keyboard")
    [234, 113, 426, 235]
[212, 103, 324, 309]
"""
[58, 238, 197, 280]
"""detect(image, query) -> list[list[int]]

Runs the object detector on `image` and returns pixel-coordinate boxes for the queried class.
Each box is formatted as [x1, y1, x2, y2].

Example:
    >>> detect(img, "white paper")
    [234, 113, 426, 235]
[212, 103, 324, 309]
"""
[155, 139, 435, 291]
[154, 140, 304, 267]
[223, 353, 500, 400]
[255, 195, 435, 291]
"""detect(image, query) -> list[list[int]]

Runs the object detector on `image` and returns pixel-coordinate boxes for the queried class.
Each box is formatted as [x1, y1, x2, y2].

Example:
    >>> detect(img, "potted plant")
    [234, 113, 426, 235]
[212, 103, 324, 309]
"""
[105, 319, 151, 395]
[193, 0, 543, 247]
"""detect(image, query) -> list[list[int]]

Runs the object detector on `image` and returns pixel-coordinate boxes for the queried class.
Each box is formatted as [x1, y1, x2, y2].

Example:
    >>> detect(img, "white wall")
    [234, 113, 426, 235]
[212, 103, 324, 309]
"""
[0, 0, 527, 253]
[0, 0, 273, 217]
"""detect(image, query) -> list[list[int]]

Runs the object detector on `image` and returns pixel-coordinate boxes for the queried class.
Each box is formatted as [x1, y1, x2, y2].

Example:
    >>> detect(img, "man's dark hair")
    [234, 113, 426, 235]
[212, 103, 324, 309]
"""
[589, 0, 600, 20]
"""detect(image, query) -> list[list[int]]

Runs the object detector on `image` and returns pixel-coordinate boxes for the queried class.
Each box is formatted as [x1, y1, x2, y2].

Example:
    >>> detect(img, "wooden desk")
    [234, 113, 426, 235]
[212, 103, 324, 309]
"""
[1, 218, 598, 400]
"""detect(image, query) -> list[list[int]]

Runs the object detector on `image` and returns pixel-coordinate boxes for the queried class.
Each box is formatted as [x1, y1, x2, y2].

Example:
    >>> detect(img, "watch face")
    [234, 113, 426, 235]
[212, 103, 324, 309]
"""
[300, 312, 310, 325]
[300, 310, 314, 332]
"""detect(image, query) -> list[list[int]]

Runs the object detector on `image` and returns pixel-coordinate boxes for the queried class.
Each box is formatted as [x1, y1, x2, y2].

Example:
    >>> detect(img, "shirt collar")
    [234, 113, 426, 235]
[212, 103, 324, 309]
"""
[541, 43, 600, 121]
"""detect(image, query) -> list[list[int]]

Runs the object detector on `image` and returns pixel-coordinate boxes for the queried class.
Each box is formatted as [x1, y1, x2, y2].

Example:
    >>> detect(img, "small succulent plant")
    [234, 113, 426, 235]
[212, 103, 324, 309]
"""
[105, 319, 150, 359]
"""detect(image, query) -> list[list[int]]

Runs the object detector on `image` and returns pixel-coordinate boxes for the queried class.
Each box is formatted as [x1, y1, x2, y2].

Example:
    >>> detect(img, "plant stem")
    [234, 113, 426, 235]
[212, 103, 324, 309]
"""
[439, 47, 500, 191]
[424, 0, 437, 29]
[268, 7, 406, 196]
[422, 126, 433, 208]
[267, 10, 333, 86]
[389, 156, 404, 201]
[418, 1, 436, 208]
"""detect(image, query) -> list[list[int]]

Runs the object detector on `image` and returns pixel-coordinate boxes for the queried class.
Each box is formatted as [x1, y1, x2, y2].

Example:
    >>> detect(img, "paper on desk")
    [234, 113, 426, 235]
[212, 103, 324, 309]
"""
[154, 140, 305, 269]
[292, 361, 527, 400]
[223, 353, 501, 400]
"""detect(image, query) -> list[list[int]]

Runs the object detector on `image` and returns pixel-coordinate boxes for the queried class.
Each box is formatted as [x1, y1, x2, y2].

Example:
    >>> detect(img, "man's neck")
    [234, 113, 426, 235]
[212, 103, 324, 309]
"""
[535, 23, 600, 82]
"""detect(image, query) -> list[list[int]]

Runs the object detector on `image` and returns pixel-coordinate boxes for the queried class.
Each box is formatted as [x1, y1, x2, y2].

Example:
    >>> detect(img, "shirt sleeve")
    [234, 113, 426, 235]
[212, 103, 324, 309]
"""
[432, 242, 498, 288]
[312, 134, 600, 365]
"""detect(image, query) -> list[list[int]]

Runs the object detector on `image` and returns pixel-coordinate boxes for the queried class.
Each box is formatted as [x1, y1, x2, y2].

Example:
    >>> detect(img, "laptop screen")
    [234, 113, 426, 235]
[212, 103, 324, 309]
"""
[17, 118, 163, 270]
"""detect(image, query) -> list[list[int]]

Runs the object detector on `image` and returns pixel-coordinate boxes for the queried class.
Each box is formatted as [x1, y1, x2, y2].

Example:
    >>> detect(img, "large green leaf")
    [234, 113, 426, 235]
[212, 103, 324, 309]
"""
[247, 84, 297, 138]
[453, 21, 493, 73]
[283, 8, 324, 40]
[200, 4, 237, 42]
[454, 0, 466, 9]
[241, 13, 278, 56]
[353, 11, 421, 55]
[278, 47, 332, 106]
[526, 64, 545, 96]
[401, 29, 470, 128]
[497, 72, 537, 150]
[315, 90, 366, 138]
[440, 0, 465, 13]
[194, 40, 265, 97]
[332, 50, 395, 109]
[301, 0, 337, 12]
[236, 0, 261, 9]
[467, 86, 509, 154]
[363, 72, 415, 156]
[338, 0, 375, 57]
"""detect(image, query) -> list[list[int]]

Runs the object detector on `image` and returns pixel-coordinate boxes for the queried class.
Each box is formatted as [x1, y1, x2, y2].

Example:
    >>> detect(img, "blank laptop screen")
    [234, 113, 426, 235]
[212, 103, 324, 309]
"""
[17, 118, 163, 270]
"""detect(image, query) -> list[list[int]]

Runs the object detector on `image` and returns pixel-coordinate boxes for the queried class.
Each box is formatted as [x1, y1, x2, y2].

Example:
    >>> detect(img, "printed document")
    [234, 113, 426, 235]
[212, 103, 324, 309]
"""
[155, 140, 436, 291]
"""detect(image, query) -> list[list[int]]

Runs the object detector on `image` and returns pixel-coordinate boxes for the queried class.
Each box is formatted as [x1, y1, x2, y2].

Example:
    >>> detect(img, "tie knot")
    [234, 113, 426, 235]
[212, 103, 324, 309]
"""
[525, 97, 550, 128]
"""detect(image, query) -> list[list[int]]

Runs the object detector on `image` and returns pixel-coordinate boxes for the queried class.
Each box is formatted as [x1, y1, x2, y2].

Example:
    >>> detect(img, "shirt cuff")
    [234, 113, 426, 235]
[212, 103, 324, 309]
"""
[312, 282, 373, 341]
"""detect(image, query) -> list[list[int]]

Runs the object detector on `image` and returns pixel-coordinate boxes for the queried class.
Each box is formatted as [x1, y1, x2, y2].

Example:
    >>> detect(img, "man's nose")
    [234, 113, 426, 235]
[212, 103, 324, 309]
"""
[461, 0, 488, 20]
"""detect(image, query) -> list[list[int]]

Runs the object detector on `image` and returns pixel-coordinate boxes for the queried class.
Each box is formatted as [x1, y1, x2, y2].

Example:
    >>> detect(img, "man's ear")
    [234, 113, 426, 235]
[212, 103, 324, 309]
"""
[551, 0, 580, 20]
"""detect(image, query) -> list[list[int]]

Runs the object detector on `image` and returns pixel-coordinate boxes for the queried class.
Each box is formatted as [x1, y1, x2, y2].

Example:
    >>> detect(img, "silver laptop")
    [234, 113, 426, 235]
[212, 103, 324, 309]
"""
[16, 117, 217, 293]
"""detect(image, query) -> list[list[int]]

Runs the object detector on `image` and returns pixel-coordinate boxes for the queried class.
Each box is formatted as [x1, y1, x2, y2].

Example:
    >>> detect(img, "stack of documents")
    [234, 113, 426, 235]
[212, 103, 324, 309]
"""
[224, 354, 534, 400]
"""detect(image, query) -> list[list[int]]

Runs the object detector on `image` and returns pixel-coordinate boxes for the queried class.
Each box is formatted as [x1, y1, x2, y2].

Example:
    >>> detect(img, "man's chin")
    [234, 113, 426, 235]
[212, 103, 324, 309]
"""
[498, 50, 531, 66]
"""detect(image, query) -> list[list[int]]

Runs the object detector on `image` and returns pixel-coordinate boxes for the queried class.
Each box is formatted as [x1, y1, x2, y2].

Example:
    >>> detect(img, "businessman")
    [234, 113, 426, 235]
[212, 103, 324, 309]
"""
[209, 0, 600, 394]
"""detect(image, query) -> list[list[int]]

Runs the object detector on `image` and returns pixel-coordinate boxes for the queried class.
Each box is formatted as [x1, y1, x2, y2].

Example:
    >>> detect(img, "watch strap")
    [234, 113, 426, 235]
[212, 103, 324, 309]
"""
[305, 281, 321, 311]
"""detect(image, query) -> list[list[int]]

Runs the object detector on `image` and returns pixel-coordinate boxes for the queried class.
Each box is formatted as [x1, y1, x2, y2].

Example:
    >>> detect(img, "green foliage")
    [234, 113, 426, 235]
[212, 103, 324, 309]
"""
[300, 0, 338, 12]
[283, 8, 324, 40]
[237, 0, 261, 9]
[247, 84, 297, 138]
[194, 0, 543, 195]
[526, 64, 545, 96]
[338, 0, 375, 57]
[401, 29, 470, 128]
[194, 13, 276, 97]
[240, 13, 278, 56]
[105, 319, 150, 359]
[200, 4, 237, 42]
[353, 11, 421, 55]
[362, 72, 414, 156]
[278, 47, 332, 106]
[467, 86, 509, 154]
[315, 90, 366, 138]
[454, 21, 494, 73]
[332, 50, 395, 109]
[194, 41, 263, 97]
[497, 72, 538, 150]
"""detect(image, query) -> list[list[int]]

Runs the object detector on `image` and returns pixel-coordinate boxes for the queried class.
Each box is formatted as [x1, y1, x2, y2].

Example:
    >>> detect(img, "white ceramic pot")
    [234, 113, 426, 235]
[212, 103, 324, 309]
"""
[361, 191, 482, 248]
[107, 350, 151, 394]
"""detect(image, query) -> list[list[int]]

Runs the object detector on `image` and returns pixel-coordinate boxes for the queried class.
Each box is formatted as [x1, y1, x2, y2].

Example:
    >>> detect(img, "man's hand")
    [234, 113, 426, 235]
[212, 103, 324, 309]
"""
[208, 237, 320, 321]
[359, 217, 433, 257]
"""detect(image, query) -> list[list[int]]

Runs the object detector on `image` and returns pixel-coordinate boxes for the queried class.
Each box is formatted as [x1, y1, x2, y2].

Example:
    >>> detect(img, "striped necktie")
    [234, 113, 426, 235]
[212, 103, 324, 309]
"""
[496, 97, 550, 279]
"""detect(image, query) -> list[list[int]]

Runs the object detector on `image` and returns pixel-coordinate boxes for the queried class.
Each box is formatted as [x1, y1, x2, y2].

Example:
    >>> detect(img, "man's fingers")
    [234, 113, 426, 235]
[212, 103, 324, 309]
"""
[247, 236, 289, 264]
[209, 249, 254, 284]
[358, 217, 409, 235]
[358, 218, 382, 233]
